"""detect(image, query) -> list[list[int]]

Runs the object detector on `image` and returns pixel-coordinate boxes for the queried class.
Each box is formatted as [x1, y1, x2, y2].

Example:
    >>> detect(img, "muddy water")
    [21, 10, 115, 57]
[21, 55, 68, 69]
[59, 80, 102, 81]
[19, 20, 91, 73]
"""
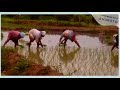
[1, 31, 119, 76]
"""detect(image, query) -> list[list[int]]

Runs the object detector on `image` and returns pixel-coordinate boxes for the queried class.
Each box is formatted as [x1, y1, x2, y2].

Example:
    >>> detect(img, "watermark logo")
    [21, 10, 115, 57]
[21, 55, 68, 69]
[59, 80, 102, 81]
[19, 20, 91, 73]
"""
[91, 14, 118, 27]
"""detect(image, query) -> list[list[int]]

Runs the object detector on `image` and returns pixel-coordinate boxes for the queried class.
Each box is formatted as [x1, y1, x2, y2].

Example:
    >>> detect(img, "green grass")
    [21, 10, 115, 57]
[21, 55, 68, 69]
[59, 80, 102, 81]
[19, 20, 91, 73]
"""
[1, 46, 30, 74]
[1, 17, 118, 35]
[12, 58, 30, 75]
[1, 47, 16, 71]
[1, 17, 98, 31]
[1, 18, 84, 27]
[1, 47, 16, 58]
[1, 16, 96, 26]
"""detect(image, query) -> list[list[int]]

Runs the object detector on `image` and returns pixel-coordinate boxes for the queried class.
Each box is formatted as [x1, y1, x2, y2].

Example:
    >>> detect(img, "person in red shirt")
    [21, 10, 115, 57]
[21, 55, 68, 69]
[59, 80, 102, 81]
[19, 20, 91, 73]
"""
[59, 30, 80, 48]
[3, 30, 25, 48]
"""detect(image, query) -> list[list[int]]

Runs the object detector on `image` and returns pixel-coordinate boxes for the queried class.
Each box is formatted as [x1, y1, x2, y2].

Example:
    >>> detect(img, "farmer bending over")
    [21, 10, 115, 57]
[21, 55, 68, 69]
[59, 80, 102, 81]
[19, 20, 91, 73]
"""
[111, 34, 118, 51]
[3, 30, 25, 48]
[59, 30, 80, 48]
[27, 29, 46, 48]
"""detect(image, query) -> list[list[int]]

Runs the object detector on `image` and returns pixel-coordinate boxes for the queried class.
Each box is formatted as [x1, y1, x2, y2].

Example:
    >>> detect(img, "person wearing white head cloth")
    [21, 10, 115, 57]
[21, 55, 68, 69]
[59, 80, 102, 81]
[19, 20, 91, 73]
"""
[27, 29, 46, 48]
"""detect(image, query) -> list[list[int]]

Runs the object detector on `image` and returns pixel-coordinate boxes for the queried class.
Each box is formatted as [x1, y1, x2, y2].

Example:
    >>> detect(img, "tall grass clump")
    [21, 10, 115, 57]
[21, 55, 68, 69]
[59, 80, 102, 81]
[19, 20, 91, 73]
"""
[1, 47, 16, 71]
[12, 58, 30, 75]
[1, 46, 31, 75]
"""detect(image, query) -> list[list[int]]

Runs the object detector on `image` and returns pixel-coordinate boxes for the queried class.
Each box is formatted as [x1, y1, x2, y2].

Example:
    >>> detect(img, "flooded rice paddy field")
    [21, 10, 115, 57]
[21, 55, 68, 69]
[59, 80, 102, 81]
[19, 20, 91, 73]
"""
[1, 31, 119, 76]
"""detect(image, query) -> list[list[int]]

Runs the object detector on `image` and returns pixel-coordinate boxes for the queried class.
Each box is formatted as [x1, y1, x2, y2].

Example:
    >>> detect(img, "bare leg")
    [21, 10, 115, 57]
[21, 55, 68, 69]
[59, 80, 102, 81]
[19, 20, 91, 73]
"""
[14, 42, 18, 48]
[111, 43, 117, 51]
[59, 38, 65, 46]
[15, 43, 17, 48]
[37, 42, 39, 48]
[61, 38, 65, 44]
[27, 34, 34, 49]
[27, 41, 32, 49]
[64, 38, 67, 48]
[14, 40, 19, 48]
[27, 38, 33, 49]
[3, 38, 9, 47]
[74, 40, 80, 48]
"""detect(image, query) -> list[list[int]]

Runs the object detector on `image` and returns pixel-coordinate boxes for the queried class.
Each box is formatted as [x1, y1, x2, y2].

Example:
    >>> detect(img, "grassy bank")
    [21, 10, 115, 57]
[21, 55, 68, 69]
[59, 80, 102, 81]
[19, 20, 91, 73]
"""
[1, 16, 118, 34]
[1, 47, 63, 76]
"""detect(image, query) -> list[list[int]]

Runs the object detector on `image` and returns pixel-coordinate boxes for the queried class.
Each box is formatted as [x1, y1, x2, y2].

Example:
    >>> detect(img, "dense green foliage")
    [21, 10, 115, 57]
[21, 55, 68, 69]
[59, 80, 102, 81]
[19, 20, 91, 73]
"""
[1, 15, 98, 26]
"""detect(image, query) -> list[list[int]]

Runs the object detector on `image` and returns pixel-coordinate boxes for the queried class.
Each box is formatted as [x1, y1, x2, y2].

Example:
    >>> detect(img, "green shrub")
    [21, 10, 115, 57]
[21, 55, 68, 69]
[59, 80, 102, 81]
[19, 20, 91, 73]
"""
[12, 58, 30, 74]
[1, 47, 16, 71]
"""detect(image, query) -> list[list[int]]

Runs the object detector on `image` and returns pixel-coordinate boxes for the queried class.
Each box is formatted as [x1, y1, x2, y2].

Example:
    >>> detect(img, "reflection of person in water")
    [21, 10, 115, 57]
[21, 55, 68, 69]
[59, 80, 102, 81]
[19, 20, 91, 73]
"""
[99, 32, 105, 43]
[27, 48, 44, 64]
[58, 48, 80, 64]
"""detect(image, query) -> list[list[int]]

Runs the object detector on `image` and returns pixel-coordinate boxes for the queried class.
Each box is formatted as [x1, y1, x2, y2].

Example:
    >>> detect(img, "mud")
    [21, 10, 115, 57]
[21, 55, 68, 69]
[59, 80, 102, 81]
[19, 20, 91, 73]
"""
[2, 51, 63, 76]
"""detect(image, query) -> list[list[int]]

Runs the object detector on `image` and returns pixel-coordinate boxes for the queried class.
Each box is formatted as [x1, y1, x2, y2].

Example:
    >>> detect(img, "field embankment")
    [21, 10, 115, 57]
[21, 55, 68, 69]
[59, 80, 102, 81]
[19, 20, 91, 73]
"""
[1, 47, 63, 76]
[1, 16, 118, 34]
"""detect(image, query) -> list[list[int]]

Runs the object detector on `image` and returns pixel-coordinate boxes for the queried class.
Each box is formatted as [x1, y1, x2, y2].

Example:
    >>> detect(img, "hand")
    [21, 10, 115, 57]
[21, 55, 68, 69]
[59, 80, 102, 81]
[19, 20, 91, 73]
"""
[26, 42, 30, 46]
[43, 44, 47, 47]
[19, 45, 24, 48]
[59, 42, 63, 46]
[59, 42, 61, 46]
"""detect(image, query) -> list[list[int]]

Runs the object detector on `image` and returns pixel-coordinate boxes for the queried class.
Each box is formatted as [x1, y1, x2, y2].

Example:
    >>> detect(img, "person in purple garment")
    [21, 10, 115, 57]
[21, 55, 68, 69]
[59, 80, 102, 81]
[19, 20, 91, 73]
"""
[3, 30, 25, 48]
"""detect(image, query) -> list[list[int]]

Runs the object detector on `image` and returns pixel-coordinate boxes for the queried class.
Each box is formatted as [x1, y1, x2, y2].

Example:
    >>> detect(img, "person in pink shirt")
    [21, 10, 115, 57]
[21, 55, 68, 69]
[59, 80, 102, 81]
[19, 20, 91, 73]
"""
[27, 29, 46, 48]
[59, 30, 80, 48]
[3, 30, 25, 48]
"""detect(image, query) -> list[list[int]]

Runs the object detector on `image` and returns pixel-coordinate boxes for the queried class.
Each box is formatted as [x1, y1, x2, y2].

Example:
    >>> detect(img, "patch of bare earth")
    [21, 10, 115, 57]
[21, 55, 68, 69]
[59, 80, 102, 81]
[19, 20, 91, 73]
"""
[23, 64, 63, 76]
[2, 52, 63, 76]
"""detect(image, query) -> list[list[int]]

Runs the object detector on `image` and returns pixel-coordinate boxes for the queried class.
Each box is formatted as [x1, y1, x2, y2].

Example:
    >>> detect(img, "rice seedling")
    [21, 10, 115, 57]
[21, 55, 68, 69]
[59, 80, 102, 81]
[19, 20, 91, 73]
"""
[1, 31, 118, 76]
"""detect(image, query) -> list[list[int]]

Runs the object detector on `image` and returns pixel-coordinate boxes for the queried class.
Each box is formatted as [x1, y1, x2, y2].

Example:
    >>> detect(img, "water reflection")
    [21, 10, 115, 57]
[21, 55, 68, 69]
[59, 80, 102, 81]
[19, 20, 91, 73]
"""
[26, 48, 44, 64]
[111, 52, 118, 68]
[58, 47, 80, 64]
[99, 33, 106, 43]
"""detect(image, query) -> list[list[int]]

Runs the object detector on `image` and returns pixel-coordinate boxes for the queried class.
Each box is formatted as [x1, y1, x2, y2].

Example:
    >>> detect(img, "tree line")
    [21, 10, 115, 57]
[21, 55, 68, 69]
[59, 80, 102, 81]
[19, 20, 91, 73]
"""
[2, 15, 98, 25]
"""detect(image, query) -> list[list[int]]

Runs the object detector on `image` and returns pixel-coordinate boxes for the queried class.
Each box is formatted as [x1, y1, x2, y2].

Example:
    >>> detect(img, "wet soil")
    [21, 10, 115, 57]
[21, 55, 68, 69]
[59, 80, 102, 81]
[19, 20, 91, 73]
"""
[2, 51, 63, 76]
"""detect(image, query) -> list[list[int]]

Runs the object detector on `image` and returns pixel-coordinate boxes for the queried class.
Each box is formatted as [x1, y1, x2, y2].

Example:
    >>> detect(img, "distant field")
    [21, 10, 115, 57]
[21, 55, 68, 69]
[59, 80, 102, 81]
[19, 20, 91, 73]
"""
[1, 16, 118, 34]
